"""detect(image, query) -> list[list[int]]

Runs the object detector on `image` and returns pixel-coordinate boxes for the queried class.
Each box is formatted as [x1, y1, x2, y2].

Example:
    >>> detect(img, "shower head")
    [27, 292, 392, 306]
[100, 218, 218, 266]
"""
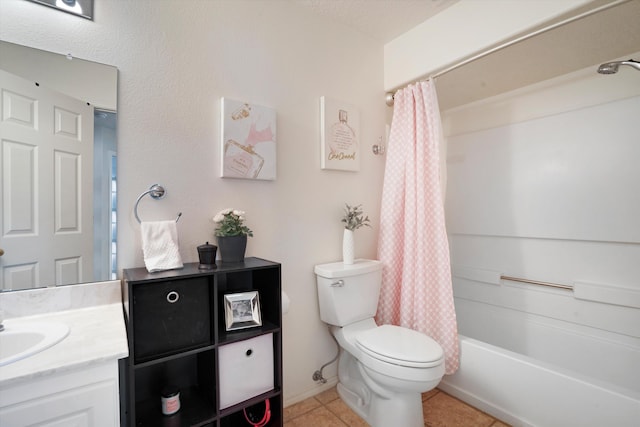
[597, 59, 640, 74]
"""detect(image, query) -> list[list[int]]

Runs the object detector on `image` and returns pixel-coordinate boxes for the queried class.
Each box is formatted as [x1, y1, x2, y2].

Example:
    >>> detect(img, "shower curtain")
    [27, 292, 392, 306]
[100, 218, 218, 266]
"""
[376, 80, 459, 374]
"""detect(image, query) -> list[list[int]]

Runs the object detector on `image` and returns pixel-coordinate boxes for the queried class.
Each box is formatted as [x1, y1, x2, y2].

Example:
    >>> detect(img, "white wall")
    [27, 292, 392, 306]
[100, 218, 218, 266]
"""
[442, 60, 640, 392]
[0, 0, 386, 404]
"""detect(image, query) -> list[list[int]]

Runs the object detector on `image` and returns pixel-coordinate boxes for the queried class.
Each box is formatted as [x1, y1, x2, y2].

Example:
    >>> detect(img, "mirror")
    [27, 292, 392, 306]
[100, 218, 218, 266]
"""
[0, 40, 117, 291]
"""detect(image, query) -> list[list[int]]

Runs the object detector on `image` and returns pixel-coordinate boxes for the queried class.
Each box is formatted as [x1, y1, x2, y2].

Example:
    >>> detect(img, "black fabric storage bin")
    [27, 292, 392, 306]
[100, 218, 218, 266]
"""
[133, 277, 211, 361]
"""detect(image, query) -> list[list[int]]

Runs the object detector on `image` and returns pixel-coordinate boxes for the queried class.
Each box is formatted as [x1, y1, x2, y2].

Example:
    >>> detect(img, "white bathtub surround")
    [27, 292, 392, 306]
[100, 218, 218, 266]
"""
[0, 281, 128, 384]
[442, 57, 640, 426]
[439, 336, 640, 427]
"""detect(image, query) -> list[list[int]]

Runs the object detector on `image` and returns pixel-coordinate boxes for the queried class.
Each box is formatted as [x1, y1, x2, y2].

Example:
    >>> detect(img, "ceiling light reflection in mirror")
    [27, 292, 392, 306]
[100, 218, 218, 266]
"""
[27, 0, 93, 20]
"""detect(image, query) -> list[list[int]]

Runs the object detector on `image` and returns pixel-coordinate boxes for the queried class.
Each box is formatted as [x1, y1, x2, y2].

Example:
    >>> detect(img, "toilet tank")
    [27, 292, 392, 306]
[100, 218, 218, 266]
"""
[314, 259, 382, 326]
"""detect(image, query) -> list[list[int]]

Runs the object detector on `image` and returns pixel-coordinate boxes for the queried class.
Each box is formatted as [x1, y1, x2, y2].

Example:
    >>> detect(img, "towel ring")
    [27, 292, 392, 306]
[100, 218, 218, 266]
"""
[134, 184, 182, 224]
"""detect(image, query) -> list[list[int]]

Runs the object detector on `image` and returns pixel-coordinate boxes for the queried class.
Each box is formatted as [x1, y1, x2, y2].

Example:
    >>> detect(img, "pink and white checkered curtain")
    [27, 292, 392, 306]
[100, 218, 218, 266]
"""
[376, 80, 459, 374]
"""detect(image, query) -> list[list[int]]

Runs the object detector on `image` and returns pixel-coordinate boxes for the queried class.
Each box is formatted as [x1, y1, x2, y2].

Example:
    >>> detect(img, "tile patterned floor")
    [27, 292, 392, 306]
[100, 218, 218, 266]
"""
[283, 387, 511, 427]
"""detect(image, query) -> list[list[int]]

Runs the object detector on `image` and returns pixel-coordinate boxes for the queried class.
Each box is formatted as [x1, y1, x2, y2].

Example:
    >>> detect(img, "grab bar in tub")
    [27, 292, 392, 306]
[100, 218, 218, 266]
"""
[500, 275, 573, 291]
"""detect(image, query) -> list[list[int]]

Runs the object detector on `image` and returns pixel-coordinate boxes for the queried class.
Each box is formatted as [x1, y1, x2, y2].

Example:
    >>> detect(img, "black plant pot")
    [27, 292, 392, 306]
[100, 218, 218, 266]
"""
[216, 235, 247, 263]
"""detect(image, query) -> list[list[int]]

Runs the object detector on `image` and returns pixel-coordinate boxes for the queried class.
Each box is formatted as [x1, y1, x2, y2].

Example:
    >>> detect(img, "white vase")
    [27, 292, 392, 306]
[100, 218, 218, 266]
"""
[343, 229, 354, 265]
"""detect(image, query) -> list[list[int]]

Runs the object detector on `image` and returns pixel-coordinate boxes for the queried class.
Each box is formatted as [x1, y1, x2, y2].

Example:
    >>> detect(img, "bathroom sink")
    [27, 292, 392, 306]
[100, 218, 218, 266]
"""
[0, 321, 70, 367]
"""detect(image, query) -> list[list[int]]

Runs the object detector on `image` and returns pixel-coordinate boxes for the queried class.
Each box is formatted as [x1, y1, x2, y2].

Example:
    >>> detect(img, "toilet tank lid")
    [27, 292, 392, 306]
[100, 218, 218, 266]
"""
[314, 259, 382, 278]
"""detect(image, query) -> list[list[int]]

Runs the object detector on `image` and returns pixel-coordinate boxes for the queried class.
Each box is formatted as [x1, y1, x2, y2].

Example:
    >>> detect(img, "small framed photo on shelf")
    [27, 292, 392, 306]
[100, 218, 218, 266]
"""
[224, 291, 262, 331]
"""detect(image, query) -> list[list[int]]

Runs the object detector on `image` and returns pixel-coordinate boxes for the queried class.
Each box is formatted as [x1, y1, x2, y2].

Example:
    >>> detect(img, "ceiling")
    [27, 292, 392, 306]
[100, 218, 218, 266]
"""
[295, 0, 640, 109]
[293, 0, 458, 43]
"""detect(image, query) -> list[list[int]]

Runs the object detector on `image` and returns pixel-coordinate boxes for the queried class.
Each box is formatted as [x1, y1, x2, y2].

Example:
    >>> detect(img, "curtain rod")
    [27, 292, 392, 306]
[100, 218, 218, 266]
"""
[385, 0, 629, 106]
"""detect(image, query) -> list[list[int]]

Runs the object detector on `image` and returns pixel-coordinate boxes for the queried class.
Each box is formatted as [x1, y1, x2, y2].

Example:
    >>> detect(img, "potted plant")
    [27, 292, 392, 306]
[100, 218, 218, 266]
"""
[213, 208, 253, 263]
[341, 204, 370, 264]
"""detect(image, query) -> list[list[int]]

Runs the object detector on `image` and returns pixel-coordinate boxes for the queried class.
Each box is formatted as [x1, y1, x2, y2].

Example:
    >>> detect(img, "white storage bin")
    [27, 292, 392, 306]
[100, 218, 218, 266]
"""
[218, 333, 274, 409]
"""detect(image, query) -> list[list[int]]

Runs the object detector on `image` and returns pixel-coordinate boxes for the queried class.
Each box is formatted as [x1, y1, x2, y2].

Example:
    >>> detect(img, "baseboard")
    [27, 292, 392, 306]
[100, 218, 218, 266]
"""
[283, 376, 339, 408]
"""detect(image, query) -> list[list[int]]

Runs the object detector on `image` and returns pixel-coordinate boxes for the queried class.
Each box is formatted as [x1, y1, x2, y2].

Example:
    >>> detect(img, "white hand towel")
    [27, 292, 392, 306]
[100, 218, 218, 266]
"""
[141, 220, 184, 273]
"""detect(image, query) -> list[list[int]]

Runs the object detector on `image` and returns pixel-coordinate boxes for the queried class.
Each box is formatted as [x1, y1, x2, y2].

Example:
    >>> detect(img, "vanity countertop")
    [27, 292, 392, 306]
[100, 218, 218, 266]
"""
[0, 281, 128, 385]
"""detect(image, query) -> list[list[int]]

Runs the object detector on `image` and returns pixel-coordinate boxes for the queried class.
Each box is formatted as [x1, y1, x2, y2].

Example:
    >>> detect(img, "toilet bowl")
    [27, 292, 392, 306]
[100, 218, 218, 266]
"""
[315, 259, 445, 427]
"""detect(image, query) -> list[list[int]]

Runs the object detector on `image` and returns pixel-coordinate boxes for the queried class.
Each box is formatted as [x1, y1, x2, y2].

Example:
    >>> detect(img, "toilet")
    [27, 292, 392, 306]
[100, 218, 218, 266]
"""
[315, 259, 445, 427]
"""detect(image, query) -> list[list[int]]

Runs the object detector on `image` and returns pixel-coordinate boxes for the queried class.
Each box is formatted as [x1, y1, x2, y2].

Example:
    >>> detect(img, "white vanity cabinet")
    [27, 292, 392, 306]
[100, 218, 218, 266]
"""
[0, 282, 128, 426]
[0, 360, 121, 426]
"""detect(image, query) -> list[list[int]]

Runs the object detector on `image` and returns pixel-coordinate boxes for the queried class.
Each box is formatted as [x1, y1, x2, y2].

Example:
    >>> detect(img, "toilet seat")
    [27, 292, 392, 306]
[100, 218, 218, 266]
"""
[355, 325, 444, 368]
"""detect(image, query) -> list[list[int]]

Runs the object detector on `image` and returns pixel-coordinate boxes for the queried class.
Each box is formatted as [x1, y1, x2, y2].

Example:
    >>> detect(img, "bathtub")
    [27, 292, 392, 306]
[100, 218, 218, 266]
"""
[438, 335, 640, 427]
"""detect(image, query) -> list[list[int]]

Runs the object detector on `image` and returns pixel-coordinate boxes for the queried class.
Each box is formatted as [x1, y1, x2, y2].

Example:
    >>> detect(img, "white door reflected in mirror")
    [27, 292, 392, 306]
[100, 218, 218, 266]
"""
[0, 70, 94, 291]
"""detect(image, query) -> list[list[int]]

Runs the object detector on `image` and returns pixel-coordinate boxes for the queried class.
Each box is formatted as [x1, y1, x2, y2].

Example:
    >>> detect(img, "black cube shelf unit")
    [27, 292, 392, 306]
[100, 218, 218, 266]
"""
[122, 257, 283, 427]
